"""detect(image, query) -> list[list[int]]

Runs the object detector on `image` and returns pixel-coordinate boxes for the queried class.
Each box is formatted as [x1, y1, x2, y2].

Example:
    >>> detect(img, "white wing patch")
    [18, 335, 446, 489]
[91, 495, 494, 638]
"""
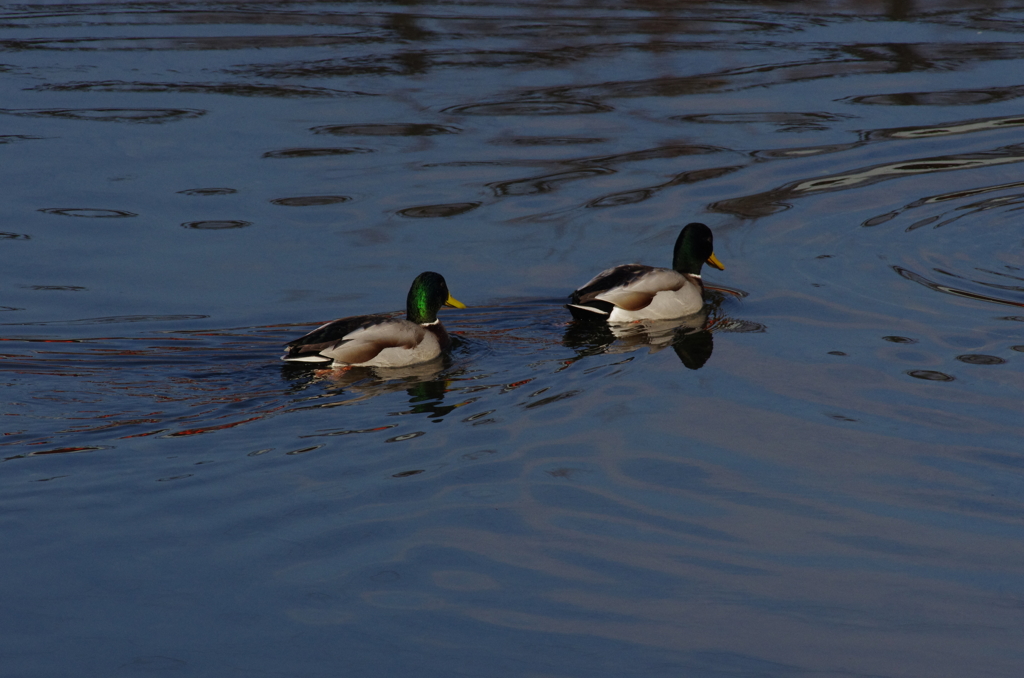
[566, 303, 609, 316]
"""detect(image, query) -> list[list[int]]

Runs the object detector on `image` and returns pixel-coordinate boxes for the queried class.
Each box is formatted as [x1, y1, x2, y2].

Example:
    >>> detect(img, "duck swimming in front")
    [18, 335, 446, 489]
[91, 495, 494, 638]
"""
[282, 271, 465, 367]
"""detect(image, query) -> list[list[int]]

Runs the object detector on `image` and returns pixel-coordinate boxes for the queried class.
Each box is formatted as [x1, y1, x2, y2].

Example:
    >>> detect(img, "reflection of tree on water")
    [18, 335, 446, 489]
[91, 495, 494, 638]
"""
[562, 288, 762, 370]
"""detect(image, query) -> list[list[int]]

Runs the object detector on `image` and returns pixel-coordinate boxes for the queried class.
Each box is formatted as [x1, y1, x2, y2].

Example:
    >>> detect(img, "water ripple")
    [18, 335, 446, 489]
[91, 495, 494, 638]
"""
[443, 100, 612, 116]
[2, 314, 210, 326]
[32, 80, 371, 98]
[397, 202, 480, 218]
[177, 187, 237, 196]
[311, 123, 459, 137]
[843, 84, 1024, 106]
[38, 208, 137, 218]
[865, 113, 1024, 141]
[182, 220, 252, 230]
[894, 267, 1024, 310]
[489, 168, 614, 197]
[712, 143, 1024, 217]
[0, 108, 205, 123]
[262, 147, 374, 159]
[271, 196, 351, 207]
[675, 111, 853, 132]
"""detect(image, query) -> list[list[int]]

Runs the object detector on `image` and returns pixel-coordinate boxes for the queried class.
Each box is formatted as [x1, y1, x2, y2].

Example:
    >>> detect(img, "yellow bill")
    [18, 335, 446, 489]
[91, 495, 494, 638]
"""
[706, 252, 725, 271]
[445, 294, 467, 309]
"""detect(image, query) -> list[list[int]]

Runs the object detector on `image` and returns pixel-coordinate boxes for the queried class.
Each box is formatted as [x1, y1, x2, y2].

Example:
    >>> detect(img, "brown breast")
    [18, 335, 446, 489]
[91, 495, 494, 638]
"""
[425, 323, 450, 350]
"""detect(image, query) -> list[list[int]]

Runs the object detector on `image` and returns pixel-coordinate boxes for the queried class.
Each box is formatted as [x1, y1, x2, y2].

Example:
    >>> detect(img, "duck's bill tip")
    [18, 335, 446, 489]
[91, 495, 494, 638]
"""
[445, 294, 467, 309]
[706, 253, 725, 271]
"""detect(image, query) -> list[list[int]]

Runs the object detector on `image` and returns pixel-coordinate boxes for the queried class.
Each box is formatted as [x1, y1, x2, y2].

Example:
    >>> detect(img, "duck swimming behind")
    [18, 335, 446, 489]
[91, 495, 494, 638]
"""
[282, 271, 465, 368]
[567, 222, 724, 322]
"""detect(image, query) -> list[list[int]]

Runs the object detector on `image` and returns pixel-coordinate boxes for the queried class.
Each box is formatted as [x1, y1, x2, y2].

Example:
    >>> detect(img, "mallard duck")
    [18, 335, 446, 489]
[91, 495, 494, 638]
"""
[567, 222, 724, 322]
[282, 271, 465, 367]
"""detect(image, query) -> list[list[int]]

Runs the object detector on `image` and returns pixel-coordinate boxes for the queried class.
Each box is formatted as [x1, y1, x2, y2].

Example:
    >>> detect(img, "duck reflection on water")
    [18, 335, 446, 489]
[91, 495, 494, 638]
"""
[563, 287, 761, 370]
[281, 355, 463, 419]
[563, 307, 715, 370]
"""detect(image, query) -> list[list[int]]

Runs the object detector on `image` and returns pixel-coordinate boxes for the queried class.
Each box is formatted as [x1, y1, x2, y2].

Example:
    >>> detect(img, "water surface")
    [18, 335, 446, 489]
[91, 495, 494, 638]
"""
[2, 2, 1024, 677]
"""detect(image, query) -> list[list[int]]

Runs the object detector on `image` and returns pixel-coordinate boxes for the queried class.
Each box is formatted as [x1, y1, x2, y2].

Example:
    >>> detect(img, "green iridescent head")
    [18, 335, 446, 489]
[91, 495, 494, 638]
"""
[406, 271, 465, 324]
[672, 222, 725, 276]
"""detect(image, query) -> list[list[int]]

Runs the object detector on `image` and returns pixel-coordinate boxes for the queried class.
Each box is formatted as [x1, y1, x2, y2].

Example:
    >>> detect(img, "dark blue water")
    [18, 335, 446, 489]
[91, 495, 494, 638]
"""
[3, 2, 1024, 676]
